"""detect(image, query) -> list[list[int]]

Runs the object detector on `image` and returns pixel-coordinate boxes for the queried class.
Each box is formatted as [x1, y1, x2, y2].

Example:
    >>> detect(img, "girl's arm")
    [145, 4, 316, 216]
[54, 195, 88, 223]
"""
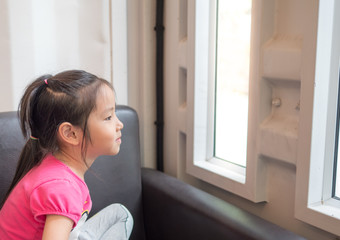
[42, 215, 74, 240]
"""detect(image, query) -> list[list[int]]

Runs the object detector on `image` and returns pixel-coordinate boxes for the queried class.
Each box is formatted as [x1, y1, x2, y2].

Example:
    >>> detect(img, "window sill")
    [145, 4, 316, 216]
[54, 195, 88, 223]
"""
[295, 198, 340, 236]
[186, 156, 266, 203]
[309, 199, 340, 219]
[195, 158, 246, 184]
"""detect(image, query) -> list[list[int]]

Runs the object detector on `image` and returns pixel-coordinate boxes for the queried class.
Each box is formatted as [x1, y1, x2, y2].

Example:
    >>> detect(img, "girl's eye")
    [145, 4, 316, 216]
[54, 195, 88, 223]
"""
[105, 116, 112, 121]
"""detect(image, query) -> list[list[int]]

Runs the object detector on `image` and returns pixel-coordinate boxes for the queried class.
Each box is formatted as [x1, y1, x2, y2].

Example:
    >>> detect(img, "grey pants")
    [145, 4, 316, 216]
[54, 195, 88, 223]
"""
[69, 204, 134, 240]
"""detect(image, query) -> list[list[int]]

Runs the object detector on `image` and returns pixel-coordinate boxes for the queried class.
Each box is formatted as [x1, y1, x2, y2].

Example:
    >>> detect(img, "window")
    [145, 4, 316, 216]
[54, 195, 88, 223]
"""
[214, 0, 252, 168]
[334, 75, 340, 198]
[186, 0, 266, 202]
[295, 0, 340, 236]
[186, 0, 340, 235]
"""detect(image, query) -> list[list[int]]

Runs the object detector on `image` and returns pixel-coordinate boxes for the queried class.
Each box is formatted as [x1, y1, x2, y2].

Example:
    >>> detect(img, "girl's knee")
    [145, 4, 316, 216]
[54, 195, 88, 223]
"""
[106, 204, 132, 221]
[105, 203, 122, 211]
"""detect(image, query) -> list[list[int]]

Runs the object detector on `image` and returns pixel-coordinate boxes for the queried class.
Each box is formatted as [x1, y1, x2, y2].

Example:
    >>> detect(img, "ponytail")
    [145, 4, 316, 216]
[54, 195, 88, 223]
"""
[13, 139, 45, 184]
[0, 140, 45, 208]
[0, 75, 51, 208]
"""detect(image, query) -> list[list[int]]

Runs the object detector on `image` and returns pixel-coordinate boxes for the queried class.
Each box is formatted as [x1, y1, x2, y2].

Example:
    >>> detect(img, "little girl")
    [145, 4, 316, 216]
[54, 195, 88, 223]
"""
[0, 70, 133, 239]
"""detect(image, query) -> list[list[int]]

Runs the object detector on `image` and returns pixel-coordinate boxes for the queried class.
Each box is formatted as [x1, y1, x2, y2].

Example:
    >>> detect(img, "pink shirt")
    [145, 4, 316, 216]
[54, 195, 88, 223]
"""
[0, 154, 92, 240]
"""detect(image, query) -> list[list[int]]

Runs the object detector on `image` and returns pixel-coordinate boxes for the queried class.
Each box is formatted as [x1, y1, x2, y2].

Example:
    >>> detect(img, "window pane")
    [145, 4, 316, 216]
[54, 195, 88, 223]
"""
[335, 142, 340, 198]
[334, 70, 340, 198]
[214, 0, 252, 167]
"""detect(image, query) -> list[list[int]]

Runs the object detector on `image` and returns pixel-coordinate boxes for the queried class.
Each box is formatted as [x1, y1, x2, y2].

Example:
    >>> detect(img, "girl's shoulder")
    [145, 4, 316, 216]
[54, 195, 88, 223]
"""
[22, 154, 88, 194]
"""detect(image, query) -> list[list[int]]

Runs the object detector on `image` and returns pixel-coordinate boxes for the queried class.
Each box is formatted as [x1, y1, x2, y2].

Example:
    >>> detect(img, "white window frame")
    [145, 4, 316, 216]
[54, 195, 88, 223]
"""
[295, 0, 340, 236]
[186, 0, 266, 202]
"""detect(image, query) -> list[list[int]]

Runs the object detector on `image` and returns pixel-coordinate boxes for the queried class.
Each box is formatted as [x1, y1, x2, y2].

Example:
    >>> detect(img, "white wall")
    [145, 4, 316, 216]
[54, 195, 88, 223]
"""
[127, 0, 157, 168]
[0, 0, 128, 112]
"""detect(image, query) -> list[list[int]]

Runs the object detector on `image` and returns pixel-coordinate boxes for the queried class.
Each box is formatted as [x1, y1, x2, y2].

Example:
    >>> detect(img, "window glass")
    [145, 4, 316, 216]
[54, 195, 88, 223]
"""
[214, 0, 252, 167]
[333, 69, 340, 199]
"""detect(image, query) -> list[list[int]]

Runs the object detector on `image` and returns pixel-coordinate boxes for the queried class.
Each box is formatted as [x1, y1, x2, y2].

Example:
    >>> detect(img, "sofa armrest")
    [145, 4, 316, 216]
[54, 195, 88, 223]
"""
[141, 168, 305, 240]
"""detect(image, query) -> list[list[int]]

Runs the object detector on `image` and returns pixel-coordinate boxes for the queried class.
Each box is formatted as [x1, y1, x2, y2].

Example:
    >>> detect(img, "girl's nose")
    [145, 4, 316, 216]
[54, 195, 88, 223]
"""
[117, 118, 124, 130]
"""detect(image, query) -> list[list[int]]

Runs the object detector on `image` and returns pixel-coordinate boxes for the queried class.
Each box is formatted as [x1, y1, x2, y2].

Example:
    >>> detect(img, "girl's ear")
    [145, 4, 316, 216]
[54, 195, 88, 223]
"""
[57, 122, 82, 146]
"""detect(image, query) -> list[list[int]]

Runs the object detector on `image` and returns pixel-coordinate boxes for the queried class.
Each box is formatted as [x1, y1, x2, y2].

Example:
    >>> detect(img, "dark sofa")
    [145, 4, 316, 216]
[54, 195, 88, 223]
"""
[0, 105, 305, 240]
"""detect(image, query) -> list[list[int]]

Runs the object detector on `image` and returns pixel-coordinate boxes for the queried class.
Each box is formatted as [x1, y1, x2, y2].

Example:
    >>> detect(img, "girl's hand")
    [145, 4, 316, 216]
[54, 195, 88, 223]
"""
[42, 215, 73, 240]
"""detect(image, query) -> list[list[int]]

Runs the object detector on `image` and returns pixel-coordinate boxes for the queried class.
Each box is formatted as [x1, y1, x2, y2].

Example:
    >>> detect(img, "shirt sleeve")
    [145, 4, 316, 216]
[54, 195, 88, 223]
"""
[30, 179, 84, 226]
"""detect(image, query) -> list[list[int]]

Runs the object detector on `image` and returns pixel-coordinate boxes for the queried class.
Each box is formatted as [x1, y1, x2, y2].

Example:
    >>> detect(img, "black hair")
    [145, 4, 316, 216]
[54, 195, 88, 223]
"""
[0, 70, 113, 208]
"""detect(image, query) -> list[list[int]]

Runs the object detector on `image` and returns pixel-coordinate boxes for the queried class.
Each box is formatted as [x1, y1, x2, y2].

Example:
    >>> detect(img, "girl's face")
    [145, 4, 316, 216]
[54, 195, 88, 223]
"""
[86, 84, 123, 159]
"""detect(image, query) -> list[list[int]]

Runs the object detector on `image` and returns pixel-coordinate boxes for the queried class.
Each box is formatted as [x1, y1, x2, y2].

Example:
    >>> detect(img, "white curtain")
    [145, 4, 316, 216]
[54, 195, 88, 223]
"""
[0, 0, 127, 112]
